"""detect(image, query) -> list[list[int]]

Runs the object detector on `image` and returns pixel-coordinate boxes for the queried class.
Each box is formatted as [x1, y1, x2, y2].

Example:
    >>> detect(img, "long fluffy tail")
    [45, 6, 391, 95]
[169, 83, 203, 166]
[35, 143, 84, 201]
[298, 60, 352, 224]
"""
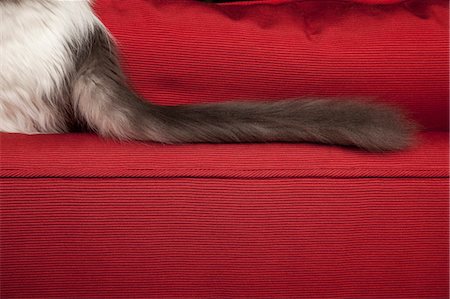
[72, 26, 415, 152]
[145, 99, 415, 151]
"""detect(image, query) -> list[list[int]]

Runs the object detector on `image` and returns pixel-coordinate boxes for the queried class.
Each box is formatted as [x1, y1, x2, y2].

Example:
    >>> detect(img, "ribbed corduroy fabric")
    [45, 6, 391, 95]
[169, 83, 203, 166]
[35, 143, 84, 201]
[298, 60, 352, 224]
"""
[1, 131, 448, 298]
[94, 0, 448, 130]
[0, 132, 448, 179]
[1, 0, 449, 298]
[1, 178, 448, 298]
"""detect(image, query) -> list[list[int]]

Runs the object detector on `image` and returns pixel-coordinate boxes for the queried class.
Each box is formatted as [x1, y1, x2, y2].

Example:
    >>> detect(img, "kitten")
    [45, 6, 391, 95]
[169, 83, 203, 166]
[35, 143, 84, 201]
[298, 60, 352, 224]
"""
[0, 0, 415, 151]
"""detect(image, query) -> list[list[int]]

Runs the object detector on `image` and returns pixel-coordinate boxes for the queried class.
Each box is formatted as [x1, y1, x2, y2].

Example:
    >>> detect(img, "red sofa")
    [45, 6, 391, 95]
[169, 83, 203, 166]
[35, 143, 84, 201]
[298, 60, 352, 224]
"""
[1, 0, 448, 298]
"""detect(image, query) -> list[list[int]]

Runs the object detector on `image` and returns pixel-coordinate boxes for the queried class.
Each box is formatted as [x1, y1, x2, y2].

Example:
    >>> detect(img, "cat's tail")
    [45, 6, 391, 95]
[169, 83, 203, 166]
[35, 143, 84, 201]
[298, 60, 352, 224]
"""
[72, 26, 415, 152]
[149, 99, 416, 151]
[74, 78, 415, 151]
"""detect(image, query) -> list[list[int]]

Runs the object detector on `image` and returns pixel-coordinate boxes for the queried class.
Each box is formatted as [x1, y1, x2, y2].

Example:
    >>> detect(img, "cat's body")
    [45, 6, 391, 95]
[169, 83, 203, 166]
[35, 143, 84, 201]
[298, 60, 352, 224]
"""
[0, 0, 415, 151]
[1, 1, 96, 134]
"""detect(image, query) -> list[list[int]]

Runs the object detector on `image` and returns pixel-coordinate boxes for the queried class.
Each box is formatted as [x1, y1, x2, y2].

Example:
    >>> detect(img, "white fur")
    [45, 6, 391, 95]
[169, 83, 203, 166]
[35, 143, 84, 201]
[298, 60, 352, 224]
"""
[0, 0, 98, 133]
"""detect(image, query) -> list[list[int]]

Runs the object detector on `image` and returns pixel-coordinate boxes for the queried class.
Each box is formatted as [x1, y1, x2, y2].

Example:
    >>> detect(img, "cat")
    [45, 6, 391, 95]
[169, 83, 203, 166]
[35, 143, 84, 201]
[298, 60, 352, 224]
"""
[0, 0, 415, 151]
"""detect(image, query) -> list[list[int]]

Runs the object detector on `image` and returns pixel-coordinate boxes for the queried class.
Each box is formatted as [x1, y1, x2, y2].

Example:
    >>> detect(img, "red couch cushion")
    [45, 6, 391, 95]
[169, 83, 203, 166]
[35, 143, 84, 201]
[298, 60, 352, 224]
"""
[1, 132, 447, 178]
[2, 176, 448, 299]
[1, 131, 448, 298]
[94, 0, 448, 130]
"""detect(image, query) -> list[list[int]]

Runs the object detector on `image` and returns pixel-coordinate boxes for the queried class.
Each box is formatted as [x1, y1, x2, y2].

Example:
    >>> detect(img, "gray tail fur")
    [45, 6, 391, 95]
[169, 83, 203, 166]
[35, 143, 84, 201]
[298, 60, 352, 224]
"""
[142, 99, 416, 152]
[72, 25, 416, 152]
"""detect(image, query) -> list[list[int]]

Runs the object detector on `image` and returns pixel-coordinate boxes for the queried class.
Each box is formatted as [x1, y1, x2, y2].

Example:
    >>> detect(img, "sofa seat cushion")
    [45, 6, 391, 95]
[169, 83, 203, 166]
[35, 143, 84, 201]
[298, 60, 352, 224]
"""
[1, 132, 447, 179]
[1, 132, 448, 298]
